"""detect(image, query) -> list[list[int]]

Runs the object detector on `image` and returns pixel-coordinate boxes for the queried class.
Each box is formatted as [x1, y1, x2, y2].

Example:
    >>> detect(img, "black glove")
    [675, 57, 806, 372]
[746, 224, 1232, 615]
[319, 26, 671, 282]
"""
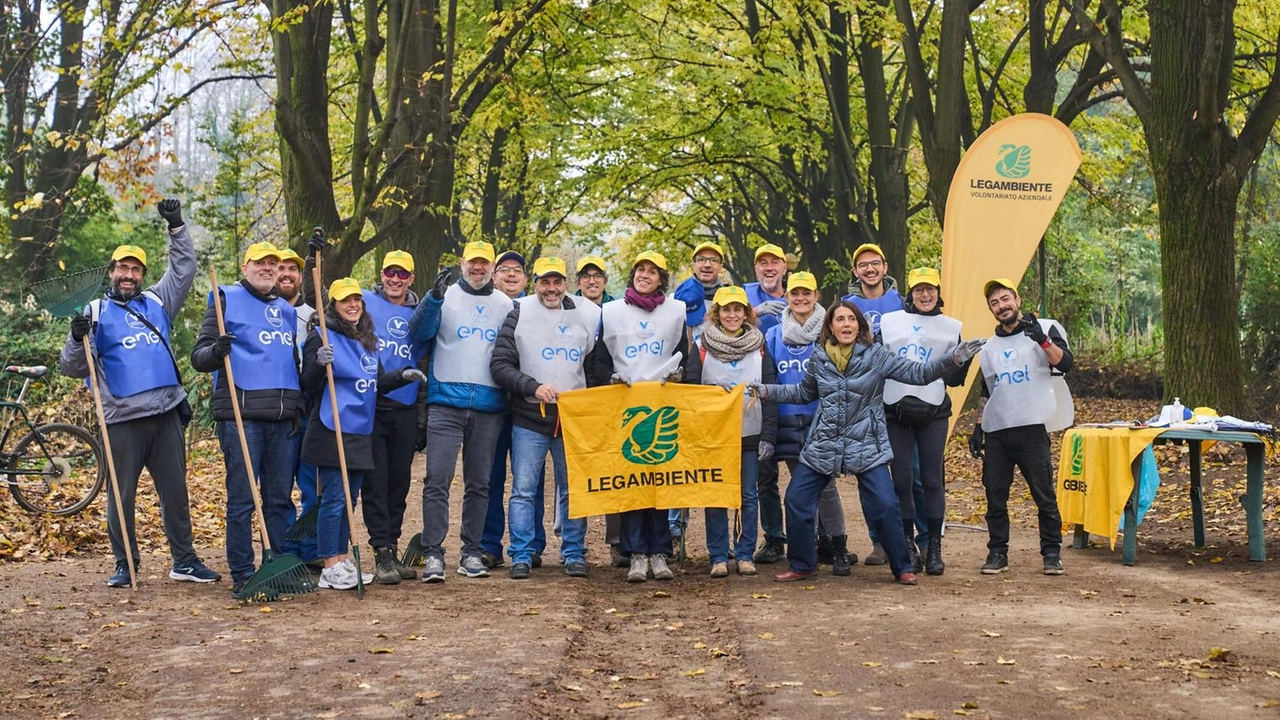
[969, 424, 985, 459]
[70, 314, 91, 342]
[432, 267, 457, 300]
[414, 429, 428, 453]
[1020, 312, 1048, 345]
[214, 333, 236, 359]
[307, 227, 327, 256]
[157, 198, 183, 229]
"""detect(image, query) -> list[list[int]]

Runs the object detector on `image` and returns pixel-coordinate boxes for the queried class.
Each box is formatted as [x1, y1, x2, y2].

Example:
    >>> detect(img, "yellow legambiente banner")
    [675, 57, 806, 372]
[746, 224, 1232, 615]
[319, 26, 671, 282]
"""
[558, 382, 743, 518]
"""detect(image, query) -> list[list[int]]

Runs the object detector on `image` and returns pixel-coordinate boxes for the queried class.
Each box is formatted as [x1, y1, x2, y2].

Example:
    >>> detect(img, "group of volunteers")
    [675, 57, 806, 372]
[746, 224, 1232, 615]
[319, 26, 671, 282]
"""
[60, 198, 1073, 596]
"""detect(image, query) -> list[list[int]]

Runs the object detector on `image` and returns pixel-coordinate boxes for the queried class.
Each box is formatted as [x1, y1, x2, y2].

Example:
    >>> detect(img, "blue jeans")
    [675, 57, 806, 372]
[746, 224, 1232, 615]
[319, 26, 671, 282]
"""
[706, 449, 759, 563]
[217, 420, 297, 581]
[481, 415, 546, 557]
[317, 466, 364, 559]
[867, 447, 930, 546]
[508, 426, 586, 564]
[281, 414, 320, 562]
[787, 462, 910, 575]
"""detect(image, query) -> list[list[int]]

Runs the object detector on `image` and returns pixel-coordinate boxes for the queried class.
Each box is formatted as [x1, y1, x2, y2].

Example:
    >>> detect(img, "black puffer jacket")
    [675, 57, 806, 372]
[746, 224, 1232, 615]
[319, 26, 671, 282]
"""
[490, 297, 592, 436]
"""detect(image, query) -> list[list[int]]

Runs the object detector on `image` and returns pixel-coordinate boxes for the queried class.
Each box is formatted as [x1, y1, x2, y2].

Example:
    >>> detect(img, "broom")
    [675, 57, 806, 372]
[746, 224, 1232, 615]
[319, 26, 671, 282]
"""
[210, 267, 317, 602]
[311, 251, 366, 598]
[81, 334, 138, 590]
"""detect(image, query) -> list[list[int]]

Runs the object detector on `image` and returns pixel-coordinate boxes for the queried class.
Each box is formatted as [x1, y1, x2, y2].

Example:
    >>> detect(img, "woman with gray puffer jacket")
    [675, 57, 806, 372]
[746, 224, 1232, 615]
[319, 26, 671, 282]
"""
[756, 299, 983, 585]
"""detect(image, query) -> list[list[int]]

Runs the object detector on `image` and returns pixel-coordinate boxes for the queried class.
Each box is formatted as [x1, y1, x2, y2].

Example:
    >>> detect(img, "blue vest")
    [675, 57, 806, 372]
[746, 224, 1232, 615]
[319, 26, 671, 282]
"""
[764, 324, 818, 417]
[363, 291, 426, 405]
[93, 294, 179, 397]
[319, 333, 378, 436]
[843, 288, 903, 337]
[745, 282, 784, 333]
[215, 285, 299, 392]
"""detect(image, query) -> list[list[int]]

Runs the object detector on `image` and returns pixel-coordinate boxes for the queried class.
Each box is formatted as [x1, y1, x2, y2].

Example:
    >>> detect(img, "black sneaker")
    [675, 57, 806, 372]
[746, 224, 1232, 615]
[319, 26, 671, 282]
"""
[231, 577, 250, 599]
[480, 552, 505, 570]
[531, 553, 543, 569]
[1043, 555, 1064, 575]
[170, 560, 222, 583]
[564, 560, 589, 577]
[610, 544, 629, 568]
[509, 562, 531, 580]
[753, 540, 785, 565]
[107, 560, 133, 588]
[981, 552, 1009, 575]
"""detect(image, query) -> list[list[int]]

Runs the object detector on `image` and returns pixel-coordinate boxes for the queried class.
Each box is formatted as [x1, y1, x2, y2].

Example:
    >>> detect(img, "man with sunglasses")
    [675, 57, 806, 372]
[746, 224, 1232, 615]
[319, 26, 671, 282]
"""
[361, 250, 428, 583]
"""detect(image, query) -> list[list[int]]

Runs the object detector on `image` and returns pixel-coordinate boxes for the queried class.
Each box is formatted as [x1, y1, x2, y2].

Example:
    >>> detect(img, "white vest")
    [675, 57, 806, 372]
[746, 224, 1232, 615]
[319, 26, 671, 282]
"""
[601, 298, 686, 382]
[432, 284, 514, 386]
[698, 341, 764, 437]
[980, 331, 1055, 432]
[294, 303, 316, 339]
[881, 311, 961, 405]
[512, 297, 601, 403]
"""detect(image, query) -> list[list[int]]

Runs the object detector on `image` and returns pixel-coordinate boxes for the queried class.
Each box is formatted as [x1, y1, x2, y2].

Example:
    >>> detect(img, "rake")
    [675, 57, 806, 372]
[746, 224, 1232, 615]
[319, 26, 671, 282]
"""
[283, 467, 320, 544]
[30, 265, 107, 319]
[210, 267, 317, 602]
[401, 532, 428, 566]
[311, 251, 366, 598]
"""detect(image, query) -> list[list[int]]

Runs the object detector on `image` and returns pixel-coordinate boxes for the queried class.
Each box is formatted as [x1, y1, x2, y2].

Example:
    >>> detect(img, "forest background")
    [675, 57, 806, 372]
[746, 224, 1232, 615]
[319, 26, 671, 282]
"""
[4, 0, 1280, 421]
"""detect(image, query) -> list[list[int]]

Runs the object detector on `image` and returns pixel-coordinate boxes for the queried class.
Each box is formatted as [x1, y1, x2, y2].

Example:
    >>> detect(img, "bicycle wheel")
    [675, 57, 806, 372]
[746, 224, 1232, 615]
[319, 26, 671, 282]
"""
[6, 423, 105, 515]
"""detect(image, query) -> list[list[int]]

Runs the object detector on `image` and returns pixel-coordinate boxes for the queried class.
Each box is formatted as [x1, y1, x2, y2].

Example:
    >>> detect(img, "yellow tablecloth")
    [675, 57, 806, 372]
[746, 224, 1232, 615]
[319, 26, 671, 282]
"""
[1056, 428, 1164, 548]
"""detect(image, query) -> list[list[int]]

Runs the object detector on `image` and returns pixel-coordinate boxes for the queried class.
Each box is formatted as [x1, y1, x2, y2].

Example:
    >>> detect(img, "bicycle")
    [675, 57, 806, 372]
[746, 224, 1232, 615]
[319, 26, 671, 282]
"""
[0, 365, 105, 514]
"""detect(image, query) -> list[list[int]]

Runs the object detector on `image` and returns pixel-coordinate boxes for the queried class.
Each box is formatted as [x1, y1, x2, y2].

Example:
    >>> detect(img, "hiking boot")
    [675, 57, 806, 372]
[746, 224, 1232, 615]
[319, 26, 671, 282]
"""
[319, 563, 357, 590]
[737, 559, 757, 576]
[564, 560, 589, 577]
[170, 560, 221, 583]
[508, 562, 531, 580]
[981, 552, 1009, 575]
[421, 555, 446, 584]
[710, 561, 729, 578]
[864, 542, 887, 566]
[457, 556, 490, 578]
[925, 536, 945, 576]
[753, 539, 785, 565]
[905, 533, 924, 574]
[816, 535, 834, 565]
[627, 555, 649, 583]
[107, 560, 134, 588]
[373, 547, 400, 585]
[610, 544, 628, 568]
[531, 553, 543, 569]
[831, 535, 851, 577]
[1043, 555, 1064, 575]
[650, 554, 674, 581]
[480, 552, 504, 570]
[392, 545, 417, 580]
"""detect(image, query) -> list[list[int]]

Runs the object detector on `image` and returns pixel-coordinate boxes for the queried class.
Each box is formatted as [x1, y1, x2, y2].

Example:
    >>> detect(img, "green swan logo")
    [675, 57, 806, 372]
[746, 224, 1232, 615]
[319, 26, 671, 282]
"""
[621, 405, 680, 465]
[995, 144, 1032, 179]
[1069, 433, 1084, 476]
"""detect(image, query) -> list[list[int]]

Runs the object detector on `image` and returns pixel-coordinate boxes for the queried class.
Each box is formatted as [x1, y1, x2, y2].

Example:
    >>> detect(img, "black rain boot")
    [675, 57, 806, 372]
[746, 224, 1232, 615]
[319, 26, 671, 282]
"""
[903, 520, 923, 574]
[816, 535, 834, 565]
[831, 535, 851, 576]
[926, 518, 945, 576]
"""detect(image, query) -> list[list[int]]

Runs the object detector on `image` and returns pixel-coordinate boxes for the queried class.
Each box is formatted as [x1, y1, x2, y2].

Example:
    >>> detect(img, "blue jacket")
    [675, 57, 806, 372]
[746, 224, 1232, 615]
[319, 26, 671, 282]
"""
[409, 279, 507, 413]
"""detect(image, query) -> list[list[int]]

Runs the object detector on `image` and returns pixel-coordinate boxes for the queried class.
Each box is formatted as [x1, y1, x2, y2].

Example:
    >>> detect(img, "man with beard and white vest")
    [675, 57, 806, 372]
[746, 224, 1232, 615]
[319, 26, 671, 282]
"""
[410, 240, 515, 582]
[490, 257, 601, 579]
[60, 199, 220, 588]
[362, 250, 428, 583]
[969, 278, 1072, 576]
[192, 242, 304, 598]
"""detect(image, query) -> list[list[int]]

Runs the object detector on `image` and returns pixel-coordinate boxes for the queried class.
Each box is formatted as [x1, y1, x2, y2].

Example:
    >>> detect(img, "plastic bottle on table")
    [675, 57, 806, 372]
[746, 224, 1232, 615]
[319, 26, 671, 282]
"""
[1172, 397, 1185, 422]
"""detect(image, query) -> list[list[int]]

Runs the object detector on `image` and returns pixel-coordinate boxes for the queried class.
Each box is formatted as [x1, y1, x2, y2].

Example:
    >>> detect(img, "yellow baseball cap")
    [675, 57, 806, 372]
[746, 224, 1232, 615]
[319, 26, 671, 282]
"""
[906, 267, 941, 290]
[786, 271, 817, 293]
[753, 243, 786, 262]
[576, 255, 607, 274]
[692, 241, 724, 260]
[277, 248, 304, 268]
[712, 285, 749, 308]
[243, 242, 282, 264]
[328, 277, 363, 302]
[462, 240, 496, 263]
[632, 250, 668, 272]
[532, 256, 568, 279]
[111, 244, 147, 267]
[382, 250, 415, 273]
[851, 243, 885, 263]
[983, 278, 1018, 298]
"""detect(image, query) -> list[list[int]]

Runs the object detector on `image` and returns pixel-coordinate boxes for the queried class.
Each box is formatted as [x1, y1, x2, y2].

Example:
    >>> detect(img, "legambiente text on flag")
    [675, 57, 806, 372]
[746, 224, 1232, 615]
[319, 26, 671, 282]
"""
[558, 383, 743, 518]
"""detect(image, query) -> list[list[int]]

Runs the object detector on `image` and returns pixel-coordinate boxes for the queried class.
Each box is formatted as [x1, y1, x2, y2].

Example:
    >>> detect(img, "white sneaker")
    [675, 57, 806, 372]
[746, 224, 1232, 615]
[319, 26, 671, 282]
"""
[341, 559, 375, 585]
[319, 563, 357, 590]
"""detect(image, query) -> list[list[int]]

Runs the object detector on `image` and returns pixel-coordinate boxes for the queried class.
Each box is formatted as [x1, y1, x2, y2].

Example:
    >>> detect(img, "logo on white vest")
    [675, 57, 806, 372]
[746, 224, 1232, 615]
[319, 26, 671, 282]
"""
[470, 304, 494, 324]
[264, 304, 284, 328]
[387, 316, 409, 339]
[998, 347, 1019, 368]
[360, 353, 379, 375]
[634, 319, 656, 340]
[553, 323, 575, 345]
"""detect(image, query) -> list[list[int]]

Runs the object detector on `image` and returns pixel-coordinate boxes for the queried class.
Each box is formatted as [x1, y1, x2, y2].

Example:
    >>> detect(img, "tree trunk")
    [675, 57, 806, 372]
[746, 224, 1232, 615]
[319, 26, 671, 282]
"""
[856, 0, 910, 275]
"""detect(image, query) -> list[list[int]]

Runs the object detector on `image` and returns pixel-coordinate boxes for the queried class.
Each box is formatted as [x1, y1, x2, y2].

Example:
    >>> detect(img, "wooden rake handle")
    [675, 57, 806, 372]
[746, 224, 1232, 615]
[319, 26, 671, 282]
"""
[81, 336, 136, 590]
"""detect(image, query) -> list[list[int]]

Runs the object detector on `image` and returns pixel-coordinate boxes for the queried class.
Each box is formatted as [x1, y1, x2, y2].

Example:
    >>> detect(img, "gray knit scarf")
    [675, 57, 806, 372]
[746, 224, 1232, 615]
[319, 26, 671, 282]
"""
[701, 323, 764, 362]
[781, 304, 826, 346]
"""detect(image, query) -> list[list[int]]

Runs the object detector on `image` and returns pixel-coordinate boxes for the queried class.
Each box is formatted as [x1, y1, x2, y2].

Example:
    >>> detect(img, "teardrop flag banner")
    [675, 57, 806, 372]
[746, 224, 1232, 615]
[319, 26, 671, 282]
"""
[941, 113, 1082, 434]
[559, 382, 743, 518]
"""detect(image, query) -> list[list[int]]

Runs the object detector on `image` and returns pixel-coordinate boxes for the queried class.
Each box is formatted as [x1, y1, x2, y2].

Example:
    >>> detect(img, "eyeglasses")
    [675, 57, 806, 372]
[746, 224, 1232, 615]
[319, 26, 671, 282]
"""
[693, 256, 723, 266]
[495, 266, 525, 276]
[855, 260, 884, 271]
[382, 268, 412, 280]
[578, 271, 606, 281]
